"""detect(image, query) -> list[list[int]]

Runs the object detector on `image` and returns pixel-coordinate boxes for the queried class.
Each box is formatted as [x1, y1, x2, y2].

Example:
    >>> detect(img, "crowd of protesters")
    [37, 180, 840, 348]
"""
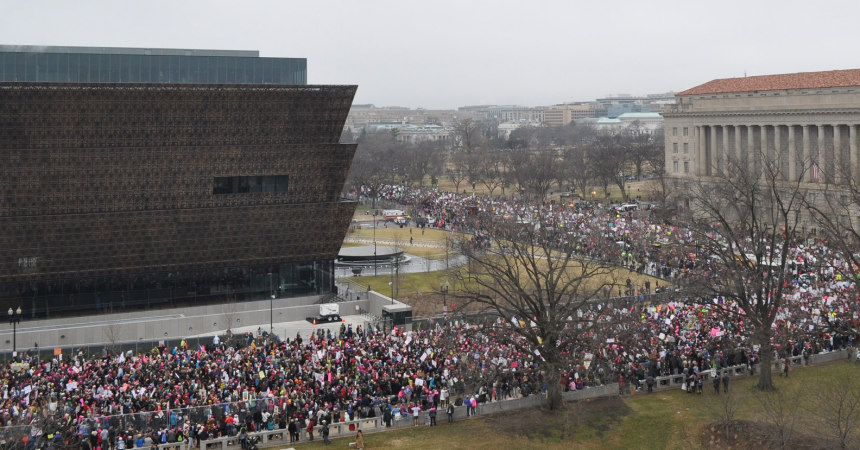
[0, 184, 858, 448]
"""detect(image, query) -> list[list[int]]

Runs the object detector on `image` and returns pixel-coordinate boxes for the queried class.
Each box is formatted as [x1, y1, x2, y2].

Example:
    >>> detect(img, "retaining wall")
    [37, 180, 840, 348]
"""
[156, 349, 851, 449]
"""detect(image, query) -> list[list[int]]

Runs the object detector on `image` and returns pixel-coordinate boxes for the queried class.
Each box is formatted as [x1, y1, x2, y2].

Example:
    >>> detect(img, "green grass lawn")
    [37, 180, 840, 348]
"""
[286, 360, 859, 449]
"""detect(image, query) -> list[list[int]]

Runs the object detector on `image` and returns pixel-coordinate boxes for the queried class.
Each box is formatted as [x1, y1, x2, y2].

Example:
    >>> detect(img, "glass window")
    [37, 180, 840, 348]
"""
[683, 143, 689, 153]
[109, 54, 121, 82]
[276, 175, 289, 192]
[251, 59, 261, 82]
[56, 53, 68, 82]
[225, 56, 236, 82]
[262, 176, 277, 192]
[204, 57, 214, 83]
[239, 60, 251, 83]
[672, 127, 678, 136]
[684, 161, 689, 173]
[36, 53, 47, 81]
[673, 143, 678, 153]
[127, 55, 139, 82]
[673, 161, 679, 172]
[249, 176, 263, 193]
[236, 176, 249, 193]
[78, 53, 90, 81]
[180, 55, 191, 82]
[216, 57, 228, 83]
[262, 58, 273, 83]
[683, 127, 689, 137]
[214, 175, 289, 194]
[156, 55, 168, 82]
[12, 52, 23, 81]
[213, 177, 233, 194]
[168, 55, 180, 83]
[98, 54, 110, 82]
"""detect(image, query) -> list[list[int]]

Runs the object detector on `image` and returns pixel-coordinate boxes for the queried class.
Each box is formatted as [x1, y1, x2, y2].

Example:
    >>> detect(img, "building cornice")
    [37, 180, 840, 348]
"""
[664, 108, 860, 119]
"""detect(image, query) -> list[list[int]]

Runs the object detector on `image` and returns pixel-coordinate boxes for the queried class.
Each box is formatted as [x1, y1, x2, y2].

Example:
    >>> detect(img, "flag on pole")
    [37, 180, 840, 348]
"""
[812, 162, 820, 181]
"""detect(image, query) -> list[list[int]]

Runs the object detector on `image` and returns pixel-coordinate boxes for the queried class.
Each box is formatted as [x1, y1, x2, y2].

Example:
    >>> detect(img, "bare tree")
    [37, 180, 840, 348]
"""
[451, 118, 483, 153]
[508, 148, 559, 200]
[447, 157, 468, 193]
[804, 167, 860, 300]
[480, 150, 507, 196]
[102, 304, 123, 356]
[452, 213, 620, 410]
[625, 126, 663, 181]
[561, 146, 592, 199]
[684, 152, 805, 391]
[753, 384, 804, 449]
[811, 372, 860, 449]
[645, 134, 671, 208]
[709, 386, 747, 443]
[401, 141, 444, 187]
[507, 125, 538, 150]
[103, 324, 123, 357]
[347, 130, 398, 207]
[463, 150, 485, 193]
[579, 132, 633, 201]
[220, 294, 241, 345]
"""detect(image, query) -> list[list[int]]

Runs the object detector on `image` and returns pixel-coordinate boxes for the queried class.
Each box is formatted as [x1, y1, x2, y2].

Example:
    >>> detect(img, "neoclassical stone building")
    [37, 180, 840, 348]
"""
[664, 69, 860, 210]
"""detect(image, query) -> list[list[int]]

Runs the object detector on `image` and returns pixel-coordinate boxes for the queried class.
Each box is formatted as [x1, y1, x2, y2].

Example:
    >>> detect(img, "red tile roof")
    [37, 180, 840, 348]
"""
[678, 69, 860, 96]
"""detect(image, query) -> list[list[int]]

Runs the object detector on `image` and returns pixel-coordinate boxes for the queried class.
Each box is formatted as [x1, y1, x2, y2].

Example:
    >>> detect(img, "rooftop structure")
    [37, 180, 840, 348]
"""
[678, 69, 860, 96]
[0, 45, 306, 84]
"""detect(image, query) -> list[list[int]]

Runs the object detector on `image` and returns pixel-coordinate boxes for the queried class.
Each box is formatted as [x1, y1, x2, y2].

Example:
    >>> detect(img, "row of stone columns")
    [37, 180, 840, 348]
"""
[695, 124, 860, 184]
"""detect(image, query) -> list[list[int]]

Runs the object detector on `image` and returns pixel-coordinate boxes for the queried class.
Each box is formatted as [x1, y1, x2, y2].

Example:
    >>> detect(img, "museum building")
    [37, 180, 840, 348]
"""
[664, 69, 860, 209]
[0, 46, 357, 318]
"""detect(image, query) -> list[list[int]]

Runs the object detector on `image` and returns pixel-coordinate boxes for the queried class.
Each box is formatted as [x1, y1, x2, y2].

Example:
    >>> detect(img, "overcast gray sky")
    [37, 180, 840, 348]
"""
[3, 0, 859, 109]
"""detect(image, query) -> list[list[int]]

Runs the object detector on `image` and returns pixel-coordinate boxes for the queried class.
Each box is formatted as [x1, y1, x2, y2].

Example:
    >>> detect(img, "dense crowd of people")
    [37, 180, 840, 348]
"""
[0, 184, 857, 448]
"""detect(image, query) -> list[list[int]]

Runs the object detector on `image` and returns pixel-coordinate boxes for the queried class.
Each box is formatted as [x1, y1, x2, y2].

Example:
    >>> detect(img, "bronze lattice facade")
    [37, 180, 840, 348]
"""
[0, 82, 358, 318]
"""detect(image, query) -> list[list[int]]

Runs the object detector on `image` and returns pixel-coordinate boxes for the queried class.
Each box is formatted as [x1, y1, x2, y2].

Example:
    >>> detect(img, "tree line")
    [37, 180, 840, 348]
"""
[344, 119, 665, 204]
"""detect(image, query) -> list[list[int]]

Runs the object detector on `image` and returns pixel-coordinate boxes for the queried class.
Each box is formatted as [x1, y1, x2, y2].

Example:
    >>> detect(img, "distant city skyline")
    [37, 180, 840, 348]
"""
[3, 0, 860, 109]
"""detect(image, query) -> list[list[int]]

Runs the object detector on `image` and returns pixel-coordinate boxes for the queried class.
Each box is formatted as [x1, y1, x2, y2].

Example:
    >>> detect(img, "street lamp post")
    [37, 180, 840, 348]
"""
[373, 210, 378, 276]
[440, 280, 449, 315]
[268, 273, 275, 337]
[8, 306, 22, 358]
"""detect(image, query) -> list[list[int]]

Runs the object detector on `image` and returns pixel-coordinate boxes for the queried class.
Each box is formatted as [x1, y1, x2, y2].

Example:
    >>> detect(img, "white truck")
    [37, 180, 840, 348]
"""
[307, 303, 342, 323]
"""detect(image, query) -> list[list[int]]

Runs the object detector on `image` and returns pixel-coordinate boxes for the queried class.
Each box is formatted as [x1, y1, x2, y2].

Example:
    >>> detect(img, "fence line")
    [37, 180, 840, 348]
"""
[153, 348, 850, 449]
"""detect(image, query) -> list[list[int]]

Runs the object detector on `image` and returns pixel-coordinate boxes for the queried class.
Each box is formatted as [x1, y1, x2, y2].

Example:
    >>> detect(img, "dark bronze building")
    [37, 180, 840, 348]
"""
[0, 46, 357, 318]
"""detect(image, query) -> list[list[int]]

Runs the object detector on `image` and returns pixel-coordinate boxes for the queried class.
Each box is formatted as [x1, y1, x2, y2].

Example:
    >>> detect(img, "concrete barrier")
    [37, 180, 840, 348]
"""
[159, 348, 851, 449]
[648, 349, 850, 393]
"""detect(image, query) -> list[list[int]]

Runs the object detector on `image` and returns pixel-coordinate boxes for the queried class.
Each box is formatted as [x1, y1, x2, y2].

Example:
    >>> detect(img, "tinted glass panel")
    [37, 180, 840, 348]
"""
[0, 51, 307, 84]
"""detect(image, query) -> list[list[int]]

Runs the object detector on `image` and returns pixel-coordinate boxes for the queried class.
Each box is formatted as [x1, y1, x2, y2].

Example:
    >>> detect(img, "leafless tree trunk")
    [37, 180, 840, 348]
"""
[452, 118, 483, 153]
[753, 384, 804, 449]
[812, 373, 860, 449]
[102, 304, 123, 356]
[562, 146, 592, 199]
[804, 167, 860, 302]
[707, 386, 746, 443]
[221, 294, 240, 345]
[451, 211, 621, 410]
[684, 150, 805, 391]
[448, 159, 468, 193]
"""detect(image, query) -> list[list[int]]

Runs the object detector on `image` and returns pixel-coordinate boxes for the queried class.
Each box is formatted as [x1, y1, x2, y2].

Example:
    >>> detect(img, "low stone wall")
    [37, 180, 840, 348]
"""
[649, 349, 850, 393]
[157, 348, 852, 449]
